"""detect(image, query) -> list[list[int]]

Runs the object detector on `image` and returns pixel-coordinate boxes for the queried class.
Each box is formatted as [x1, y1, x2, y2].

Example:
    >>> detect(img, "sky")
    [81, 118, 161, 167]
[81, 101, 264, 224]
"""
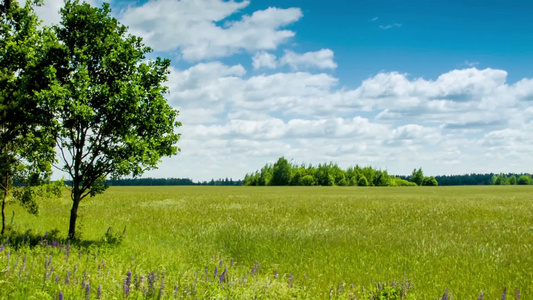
[32, 0, 533, 181]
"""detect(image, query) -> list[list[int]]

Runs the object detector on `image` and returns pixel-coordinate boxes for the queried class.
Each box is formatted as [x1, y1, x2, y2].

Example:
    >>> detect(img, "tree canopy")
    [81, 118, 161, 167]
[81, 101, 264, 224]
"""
[0, 0, 59, 234]
[42, 0, 181, 239]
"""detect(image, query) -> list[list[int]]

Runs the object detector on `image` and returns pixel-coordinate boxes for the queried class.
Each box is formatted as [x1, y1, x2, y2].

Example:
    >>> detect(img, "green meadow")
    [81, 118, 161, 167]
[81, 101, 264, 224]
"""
[1, 186, 532, 299]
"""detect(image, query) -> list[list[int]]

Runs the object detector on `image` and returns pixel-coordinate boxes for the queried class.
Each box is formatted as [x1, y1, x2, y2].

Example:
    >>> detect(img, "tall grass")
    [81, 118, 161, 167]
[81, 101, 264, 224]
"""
[1, 186, 531, 298]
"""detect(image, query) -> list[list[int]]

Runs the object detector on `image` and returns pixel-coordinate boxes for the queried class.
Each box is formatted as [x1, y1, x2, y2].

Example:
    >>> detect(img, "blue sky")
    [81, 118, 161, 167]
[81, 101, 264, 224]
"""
[34, 0, 533, 181]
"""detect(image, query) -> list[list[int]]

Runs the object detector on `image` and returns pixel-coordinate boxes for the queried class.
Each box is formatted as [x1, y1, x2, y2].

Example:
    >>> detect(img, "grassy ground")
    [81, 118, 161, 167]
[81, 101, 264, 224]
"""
[1, 186, 531, 299]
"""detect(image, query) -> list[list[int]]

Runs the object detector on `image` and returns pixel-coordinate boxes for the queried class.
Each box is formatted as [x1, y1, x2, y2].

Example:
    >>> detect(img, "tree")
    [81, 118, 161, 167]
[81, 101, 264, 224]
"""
[422, 176, 438, 186]
[517, 175, 531, 185]
[271, 157, 291, 186]
[0, 0, 58, 234]
[410, 168, 424, 186]
[47, 1, 181, 239]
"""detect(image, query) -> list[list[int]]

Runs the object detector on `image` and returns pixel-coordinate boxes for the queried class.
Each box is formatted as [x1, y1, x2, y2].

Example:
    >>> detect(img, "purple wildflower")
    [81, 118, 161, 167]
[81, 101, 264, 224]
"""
[66, 271, 71, 284]
[124, 271, 132, 297]
[288, 274, 293, 286]
[219, 259, 223, 267]
[502, 287, 507, 300]
[174, 285, 178, 298]
[58, 291, 63, 300]
[81, 269, 87, 288]
[478, 291, 484, 300]
[214, 266, 218, 279]
[219, 267, 227, 283]
[97, 284, 102, 299]
[85, 280, 90, 300]
[231, 259, 234, 267]
[441, 288, 449, 300]
[274, 269, 278, 279]
[516, 288, 520, 300]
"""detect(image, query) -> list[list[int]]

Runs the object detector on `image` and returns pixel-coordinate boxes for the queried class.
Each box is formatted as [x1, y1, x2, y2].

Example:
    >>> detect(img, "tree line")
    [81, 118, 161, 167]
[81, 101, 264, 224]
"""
[243, 157, 438, 187]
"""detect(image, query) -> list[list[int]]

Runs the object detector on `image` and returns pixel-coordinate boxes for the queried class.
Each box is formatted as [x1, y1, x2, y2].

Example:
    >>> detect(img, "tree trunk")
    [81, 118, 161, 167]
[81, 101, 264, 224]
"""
[67, 193, 80, 240]
[1, 174, 8, 235]
[1, 189, 6, 235]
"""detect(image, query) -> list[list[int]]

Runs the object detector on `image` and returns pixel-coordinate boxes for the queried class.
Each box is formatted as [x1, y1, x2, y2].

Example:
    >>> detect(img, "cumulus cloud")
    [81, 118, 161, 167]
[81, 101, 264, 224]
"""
[252, 49, 337, 70]
[252, 52, 277, 69]
[165, 65, 533, 179]
[280, 49, 337, 70]
[119, 0, 302, 61]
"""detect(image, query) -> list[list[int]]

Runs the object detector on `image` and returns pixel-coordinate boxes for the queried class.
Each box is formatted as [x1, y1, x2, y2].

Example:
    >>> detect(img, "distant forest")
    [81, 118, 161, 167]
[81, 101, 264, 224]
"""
[63, 170, 531, 187]
[102, 178, 243, 186]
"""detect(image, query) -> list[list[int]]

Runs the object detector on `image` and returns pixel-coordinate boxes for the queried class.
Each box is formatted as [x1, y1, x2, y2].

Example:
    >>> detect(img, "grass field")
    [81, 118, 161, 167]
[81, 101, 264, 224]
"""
[1, 186, 532, 299]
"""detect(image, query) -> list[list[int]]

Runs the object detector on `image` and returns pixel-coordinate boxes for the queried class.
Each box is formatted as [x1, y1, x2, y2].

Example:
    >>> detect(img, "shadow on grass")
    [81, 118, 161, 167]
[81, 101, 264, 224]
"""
[0, 226, 125, 250]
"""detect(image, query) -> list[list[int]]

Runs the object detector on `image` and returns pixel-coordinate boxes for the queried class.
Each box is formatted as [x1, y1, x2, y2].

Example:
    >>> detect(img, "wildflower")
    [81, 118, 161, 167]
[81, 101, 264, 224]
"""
[441, 289, 449, 300]
[274, 269, 278, 279]
[516, 288, 520, 300]
[97, 284, 102, 299]
[288, 274, 293, 286]
[478, 291, 484, 300]
[124, 271, 132, 297]
[58, 291, 63, 300]
[66, 271, 71, 284]
[231, 259, 234, 267]
[85, 280, 91, 300]
[502, 287, 507, 300]
[214, 266, 218, 279]
[81, 269, 87, 288]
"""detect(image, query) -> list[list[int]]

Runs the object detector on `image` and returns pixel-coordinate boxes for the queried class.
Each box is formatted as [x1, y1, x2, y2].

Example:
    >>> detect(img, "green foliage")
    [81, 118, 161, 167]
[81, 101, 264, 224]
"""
[300, 175, 315, 186]
[366, 281, 413, 299]
[492, 173, 508, 185]
[245, 158, 426, 187]
[42, 0, 181, 238]
[517, 175, 531, 185]
[0, 0, 58, 234]
[422, 176, 438, 186]
[271, 157, 291, 186]
[358, 175, 369, 186]
[391, 178, 417, 187]
[409, 168, 424, 186]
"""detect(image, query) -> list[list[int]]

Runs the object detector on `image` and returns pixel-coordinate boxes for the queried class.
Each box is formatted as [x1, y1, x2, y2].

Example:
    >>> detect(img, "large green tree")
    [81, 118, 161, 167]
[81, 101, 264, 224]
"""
[271, 157, 291, 186]
[0, 0, 58, 235]
[46, 1, 181, 239]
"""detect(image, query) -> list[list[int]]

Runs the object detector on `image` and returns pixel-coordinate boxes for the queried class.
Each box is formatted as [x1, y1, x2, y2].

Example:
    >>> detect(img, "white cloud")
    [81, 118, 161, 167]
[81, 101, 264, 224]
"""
[163, 65, 533, 180]
[280, 49, 337, 70]
[379, 23, 402, 30]
[252, 52, 277, 69]
[120, 0, 302, 61]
